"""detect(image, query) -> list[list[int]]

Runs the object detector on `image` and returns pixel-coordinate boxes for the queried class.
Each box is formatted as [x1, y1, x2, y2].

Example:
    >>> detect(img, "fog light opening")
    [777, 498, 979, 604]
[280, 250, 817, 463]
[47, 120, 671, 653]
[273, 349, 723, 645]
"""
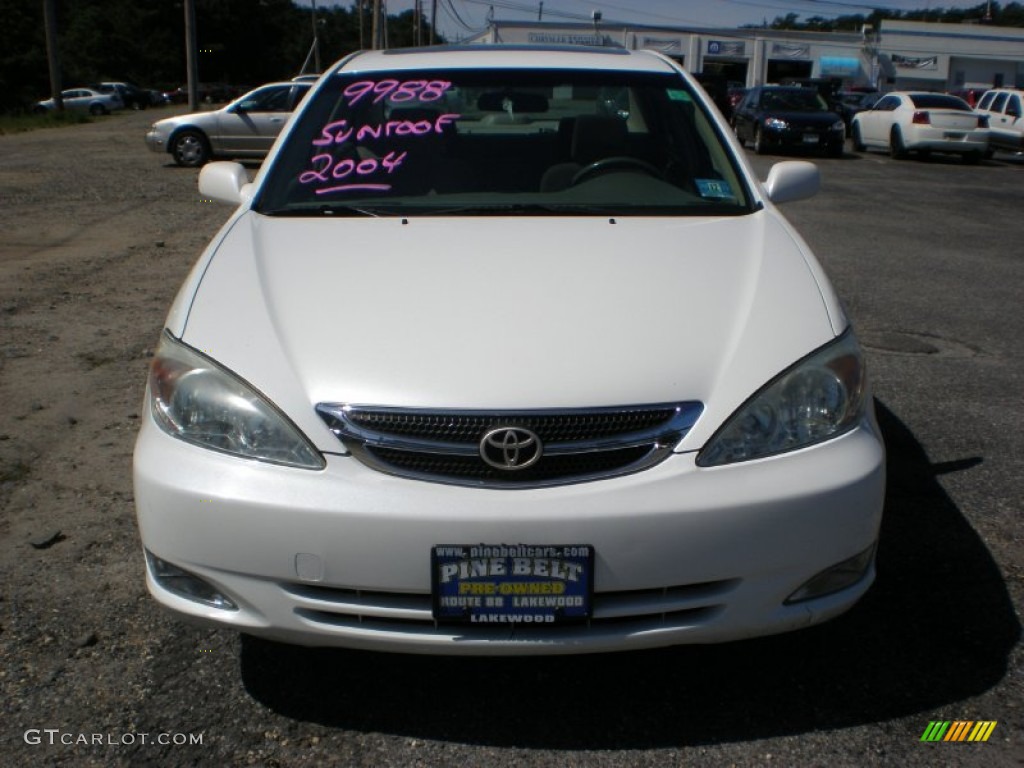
[146, 550, 238, 611]
[785, 543, 876, 605]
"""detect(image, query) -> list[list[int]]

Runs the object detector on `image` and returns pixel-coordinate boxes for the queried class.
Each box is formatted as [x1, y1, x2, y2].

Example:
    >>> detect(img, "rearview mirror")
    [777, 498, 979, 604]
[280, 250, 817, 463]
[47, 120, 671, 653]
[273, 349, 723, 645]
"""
[199, 161, 252, 205]
[763, 161, 820, 204]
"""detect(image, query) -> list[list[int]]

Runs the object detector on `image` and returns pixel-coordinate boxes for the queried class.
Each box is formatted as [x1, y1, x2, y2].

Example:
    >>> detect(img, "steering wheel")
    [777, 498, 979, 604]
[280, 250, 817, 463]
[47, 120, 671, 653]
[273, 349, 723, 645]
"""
[571, 156, 662, 186]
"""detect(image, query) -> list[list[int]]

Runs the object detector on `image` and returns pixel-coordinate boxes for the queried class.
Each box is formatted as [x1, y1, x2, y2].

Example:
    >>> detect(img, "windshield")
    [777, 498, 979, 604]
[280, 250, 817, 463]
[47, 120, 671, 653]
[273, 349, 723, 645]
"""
[761, 88, 829, 113]
[254, 67, 752, 217]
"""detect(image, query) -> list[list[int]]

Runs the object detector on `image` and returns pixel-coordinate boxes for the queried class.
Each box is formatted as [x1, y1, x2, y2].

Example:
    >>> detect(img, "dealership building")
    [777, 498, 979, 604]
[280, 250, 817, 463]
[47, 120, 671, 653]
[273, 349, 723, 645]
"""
[467, 19, 1024, 92]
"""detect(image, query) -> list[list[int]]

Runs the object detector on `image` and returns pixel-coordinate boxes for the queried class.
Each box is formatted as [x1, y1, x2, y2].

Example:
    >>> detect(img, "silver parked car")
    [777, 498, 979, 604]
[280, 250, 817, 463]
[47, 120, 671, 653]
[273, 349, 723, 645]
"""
[34, 88, 122, 116]
[145, 81, 311, 167]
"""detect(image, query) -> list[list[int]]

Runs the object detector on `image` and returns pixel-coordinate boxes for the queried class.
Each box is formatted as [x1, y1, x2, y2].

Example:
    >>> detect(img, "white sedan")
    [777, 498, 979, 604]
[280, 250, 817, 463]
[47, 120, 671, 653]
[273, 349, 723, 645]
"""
[851, 91, 989, 162]
[34, 87, 122, 115]
[134, 45, 885, 655]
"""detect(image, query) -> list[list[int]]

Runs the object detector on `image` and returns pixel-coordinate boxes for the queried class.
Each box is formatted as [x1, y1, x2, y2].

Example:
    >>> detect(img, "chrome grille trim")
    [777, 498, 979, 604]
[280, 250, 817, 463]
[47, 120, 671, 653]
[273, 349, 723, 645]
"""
[283, 579, 738, 629]
[315, 403, 703, 488]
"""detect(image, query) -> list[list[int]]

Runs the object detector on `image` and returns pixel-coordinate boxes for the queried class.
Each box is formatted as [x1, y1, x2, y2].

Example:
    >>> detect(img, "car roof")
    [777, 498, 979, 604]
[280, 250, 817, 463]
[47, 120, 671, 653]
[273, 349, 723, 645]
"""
[331, 45, 678, 75]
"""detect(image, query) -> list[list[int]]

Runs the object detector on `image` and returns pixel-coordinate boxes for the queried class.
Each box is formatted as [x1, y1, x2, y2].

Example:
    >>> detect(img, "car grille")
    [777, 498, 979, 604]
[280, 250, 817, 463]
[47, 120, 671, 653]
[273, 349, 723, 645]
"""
[283, 579, 736, 635]
[315, 403, 703, 488]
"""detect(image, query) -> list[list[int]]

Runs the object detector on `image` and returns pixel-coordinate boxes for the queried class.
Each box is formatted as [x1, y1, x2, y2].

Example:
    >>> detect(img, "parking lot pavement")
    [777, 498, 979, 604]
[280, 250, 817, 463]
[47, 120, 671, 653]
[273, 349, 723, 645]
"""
[1, 112, 1021, 766]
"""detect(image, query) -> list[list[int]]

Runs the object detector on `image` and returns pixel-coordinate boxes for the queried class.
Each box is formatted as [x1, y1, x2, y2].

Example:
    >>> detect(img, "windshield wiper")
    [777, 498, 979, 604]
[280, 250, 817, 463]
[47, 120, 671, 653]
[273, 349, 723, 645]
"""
[420, 203, 592, 216]
[259, 204, 398, 217]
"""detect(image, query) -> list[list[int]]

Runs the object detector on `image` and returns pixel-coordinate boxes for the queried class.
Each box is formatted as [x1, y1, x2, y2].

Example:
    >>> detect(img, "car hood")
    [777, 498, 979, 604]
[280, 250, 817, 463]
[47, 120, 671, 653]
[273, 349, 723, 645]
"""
[155, 109, 222, 131]
[178, 212, 843, 451]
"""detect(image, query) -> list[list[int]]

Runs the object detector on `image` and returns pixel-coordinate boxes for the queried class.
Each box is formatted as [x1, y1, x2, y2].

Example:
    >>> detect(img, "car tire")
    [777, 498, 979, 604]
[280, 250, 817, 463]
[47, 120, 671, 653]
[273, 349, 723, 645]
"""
[734, 123, 745, 148]
[88, 103, 107, 116]
[851, 123, 865, 152]
[889, 127, 908, 159]
[171, 130, 210, 168]
[962, 151, 982, 165]
[754, 126, 767, 155]
[827, 141, 844, 158]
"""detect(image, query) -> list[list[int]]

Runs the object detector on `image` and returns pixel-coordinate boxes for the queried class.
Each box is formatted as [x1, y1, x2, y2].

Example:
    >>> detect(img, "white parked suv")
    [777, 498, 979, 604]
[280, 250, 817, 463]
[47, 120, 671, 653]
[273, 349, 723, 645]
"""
[975, 88, 1024, 153]
[134, 44, 885, 655]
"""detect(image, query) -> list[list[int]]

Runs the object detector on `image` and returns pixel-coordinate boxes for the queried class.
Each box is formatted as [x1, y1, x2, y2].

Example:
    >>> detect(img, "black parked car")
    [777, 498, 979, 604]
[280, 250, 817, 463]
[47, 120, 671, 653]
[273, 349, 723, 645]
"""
[732, 85, 846, 157]
[836, 90, 880, 135]
[91, 81, 151, 110]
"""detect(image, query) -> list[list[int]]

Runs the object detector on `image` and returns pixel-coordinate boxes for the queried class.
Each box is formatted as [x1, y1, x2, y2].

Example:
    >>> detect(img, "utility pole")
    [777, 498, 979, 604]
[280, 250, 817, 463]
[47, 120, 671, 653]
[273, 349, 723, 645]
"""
[184, 0, 199, 112]
[371, 0, 381, 49]
[430, 0, 437, 45]
[310, 0, 320, 72]
[43, 0, 63, 112]
[538, 2, 543, 21]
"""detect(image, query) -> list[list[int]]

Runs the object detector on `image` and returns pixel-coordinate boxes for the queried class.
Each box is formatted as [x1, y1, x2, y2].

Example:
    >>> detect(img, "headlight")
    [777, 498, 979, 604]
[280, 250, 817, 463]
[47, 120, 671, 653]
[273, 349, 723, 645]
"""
[831, 120, 845, 132]
[764, 117, 789, 130]
[697, 331, 867, 467]
[148, 331, 325, 469]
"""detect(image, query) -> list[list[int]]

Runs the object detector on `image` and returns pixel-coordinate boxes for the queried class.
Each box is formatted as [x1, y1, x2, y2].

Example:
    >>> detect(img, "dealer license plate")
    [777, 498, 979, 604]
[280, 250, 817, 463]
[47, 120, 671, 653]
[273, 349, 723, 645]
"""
[802, 133, 820, 144]
[431, 544, 594, 625]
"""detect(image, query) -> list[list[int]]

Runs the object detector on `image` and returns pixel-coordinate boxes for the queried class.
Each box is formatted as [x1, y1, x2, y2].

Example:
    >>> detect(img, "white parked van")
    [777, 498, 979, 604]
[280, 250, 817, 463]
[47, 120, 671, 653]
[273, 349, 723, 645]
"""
[975, 88, 1024, 152]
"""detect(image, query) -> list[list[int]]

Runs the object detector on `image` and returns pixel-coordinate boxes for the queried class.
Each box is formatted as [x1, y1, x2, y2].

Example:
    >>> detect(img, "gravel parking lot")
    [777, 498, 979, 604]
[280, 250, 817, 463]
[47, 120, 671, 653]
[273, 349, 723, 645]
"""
[1, 108, 1021, 767]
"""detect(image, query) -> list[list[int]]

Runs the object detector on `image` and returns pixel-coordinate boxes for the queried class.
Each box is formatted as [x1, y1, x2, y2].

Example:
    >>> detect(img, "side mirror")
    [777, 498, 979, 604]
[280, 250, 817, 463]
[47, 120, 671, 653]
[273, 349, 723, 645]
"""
[763, 160, 819, 204]
[199, 161, 252, 205]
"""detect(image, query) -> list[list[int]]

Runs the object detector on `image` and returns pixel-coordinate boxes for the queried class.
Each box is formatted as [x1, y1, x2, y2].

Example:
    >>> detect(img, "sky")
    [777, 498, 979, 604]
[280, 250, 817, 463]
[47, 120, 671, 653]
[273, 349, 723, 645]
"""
[299, 0, 945, 41]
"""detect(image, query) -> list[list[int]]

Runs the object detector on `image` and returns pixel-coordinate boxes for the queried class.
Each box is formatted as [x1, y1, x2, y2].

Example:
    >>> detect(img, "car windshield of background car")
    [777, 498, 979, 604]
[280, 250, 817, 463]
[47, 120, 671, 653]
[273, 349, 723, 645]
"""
[254, 68, 753, 217]
[763, 89, 828, 113]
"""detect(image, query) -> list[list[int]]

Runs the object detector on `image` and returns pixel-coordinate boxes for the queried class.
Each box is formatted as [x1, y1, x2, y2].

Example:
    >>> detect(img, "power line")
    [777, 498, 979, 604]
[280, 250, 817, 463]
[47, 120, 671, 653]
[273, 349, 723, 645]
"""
[441, 0, 478, 32]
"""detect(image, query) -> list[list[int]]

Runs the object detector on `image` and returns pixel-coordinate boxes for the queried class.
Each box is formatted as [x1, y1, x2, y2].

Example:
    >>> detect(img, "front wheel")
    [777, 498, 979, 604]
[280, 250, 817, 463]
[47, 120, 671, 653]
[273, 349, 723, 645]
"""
[88, 103, 107, 116]
[733, 123, 745, 148]
[754, 126, 768, 155]
[171, 130, 210, 168]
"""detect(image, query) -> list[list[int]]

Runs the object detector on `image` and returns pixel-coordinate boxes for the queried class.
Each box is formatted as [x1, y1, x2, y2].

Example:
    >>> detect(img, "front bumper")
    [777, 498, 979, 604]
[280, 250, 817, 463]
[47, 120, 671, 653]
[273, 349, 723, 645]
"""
[133, 407, 885, 655]
[763, 125, 844, 152]
[990, 129, 1024, 152]
[144, 129, 166, 153]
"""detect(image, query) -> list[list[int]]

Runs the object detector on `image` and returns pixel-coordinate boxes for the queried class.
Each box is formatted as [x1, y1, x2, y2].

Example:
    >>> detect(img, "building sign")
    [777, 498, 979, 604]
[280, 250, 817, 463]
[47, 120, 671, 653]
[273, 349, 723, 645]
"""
[528, 32, 613, 46]
[820, 56, 861, 76]
[641, 37, 682, 54]
[772, 42, 809, 58]
[892, 53, 938, 70]
[707, 40, 746, 56]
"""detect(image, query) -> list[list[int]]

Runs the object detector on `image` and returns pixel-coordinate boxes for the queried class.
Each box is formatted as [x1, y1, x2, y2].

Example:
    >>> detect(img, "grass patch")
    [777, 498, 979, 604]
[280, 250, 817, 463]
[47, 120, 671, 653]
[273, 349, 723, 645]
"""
[0, 110, 93, 135]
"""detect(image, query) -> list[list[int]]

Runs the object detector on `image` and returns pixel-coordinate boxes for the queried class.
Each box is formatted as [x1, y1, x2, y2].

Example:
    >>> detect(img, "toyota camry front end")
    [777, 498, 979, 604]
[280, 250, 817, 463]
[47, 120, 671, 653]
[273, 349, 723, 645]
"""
[133, 45, 885, 655]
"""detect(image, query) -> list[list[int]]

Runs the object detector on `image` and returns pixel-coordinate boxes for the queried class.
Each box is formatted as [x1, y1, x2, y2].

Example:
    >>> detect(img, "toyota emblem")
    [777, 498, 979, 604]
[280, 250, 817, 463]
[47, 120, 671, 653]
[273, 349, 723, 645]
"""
[479, 427, 543, 471]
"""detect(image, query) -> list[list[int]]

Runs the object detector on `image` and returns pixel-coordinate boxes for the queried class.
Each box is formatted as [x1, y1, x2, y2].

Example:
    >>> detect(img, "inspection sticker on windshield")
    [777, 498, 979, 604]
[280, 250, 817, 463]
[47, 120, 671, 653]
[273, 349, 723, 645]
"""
[431, 544, 594, 624]
[695, 178, 735, 199]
